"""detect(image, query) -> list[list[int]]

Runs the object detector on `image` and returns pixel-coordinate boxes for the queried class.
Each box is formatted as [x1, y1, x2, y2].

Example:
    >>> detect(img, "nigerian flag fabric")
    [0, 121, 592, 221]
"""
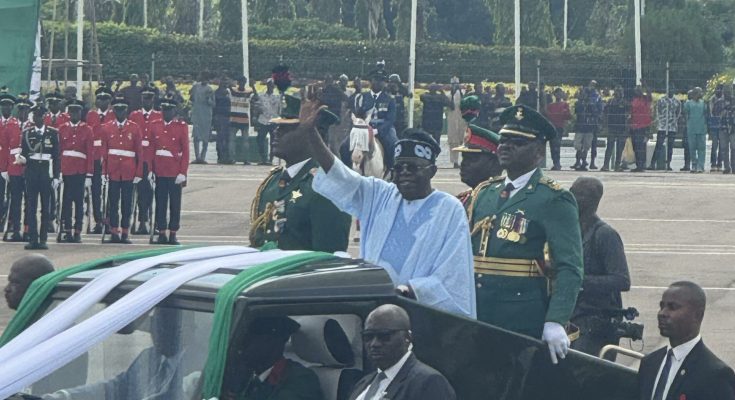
[0, 0, 40, 94]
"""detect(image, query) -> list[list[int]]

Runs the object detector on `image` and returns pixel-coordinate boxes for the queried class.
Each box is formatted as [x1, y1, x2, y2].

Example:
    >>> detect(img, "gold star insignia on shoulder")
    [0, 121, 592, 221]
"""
[291, 189, 303, 203]
[515, 108, 524, 120]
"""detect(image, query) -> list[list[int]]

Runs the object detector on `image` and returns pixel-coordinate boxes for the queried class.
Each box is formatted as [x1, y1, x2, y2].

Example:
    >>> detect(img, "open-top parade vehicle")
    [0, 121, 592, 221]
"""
[0, 246, 637, 400]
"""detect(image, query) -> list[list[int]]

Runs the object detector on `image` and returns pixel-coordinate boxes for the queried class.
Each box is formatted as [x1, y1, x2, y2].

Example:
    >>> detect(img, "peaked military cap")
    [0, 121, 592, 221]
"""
[141, 85, 157, 96]
[45, 91, 63, 102]
[159, 93, 178, 108]
[66, 99, 85, 109]
[111, 96, 129, 108]
[498, 104, 556, 141]
[95, 86, 114, 98]
[453, 124, 500, 154]
[30, 103, 48, 114]
[15, 93, 34, 108]
[367, 68, 389, 82]
[0, 87, 17, 105]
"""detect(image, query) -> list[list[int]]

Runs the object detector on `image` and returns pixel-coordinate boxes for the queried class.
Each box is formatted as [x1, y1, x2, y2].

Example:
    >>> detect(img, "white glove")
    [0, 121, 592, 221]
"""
[85, 176, 92, 188]
[13, 154, 26, 165]
[52, 178, 60, 190]
[133, 177, 142, 184]
[175, 174, 186, 185]
[542, 322, 570, 365]
[1, 171, 7, 181]
[102, 175, 109, 185]
[148, 172, 156, 185]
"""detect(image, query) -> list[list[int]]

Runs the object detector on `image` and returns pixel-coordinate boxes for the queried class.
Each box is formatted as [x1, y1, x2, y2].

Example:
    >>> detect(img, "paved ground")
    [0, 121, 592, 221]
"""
[1, 139, 734, 370]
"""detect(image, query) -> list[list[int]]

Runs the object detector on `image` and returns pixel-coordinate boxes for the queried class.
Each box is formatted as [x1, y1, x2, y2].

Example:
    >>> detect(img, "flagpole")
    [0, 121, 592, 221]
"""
[407, 0, 417, 128]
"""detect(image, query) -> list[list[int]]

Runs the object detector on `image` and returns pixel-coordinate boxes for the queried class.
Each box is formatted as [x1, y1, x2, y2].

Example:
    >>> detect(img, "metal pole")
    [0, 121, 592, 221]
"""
[665, 61, 670, 97]
[563, 0, 569, 50]
[407, 0, 417, 128]
[634, 0, 642, 85]
[514, 0, 521, 98]
[199, 0, 204, 38]
[64, 0, 69, 86]
[536, 60, 541, 111]
[47, 0, 58, 84]
[143, 0, 148, 28]
[76, 0, 84, 100]
[241, 0, 249, 78]
[150, 53, 156, 83]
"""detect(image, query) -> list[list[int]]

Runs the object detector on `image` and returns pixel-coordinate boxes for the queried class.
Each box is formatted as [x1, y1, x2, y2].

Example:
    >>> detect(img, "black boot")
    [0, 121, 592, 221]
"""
[157, 233, 168, 244]
[25, 241, 47, 250]
[62, 231, 74, 243]
[110, 233, 121, 243]
[120, 233, 132, 244]
[9, 232, 23, 242]
[135, 222, 149, 235]
[92, 223, 103, 234]
[168, 232, 179, 245]
[73, 232, 82, 243]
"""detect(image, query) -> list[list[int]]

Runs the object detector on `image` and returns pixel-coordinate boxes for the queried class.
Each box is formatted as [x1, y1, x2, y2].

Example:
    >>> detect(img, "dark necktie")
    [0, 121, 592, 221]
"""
[497, 182, 515, 207]
[52, 115, 57, 125]
[363, 371, 387, 400]
[652, 349, 675, 400]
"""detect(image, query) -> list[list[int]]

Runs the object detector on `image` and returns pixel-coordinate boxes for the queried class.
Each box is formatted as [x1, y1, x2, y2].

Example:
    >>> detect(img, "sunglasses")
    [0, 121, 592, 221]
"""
[499, 136, 538, 147]
[361, 329, 406, 342]
[392, 163, 433, 174]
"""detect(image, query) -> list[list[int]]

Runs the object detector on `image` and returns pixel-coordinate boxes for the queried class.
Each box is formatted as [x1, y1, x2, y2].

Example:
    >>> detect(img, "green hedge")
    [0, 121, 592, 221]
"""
[44, 22, 718, 88]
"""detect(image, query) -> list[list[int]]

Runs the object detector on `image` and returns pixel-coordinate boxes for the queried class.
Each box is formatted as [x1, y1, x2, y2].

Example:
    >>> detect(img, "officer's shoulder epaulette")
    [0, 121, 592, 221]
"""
[538, 175, 563, 191]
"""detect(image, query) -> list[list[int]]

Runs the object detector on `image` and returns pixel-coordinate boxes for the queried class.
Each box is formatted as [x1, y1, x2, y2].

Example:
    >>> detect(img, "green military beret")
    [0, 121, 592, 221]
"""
[460, 95, 481, 123]
[453, 124, 500, 154]
[498, 104, 556, 141]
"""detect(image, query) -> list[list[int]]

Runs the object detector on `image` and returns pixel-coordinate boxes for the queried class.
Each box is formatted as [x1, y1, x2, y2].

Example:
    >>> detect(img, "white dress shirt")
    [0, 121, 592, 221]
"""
[651, 335, 702, 400]
[503, 168, 537, 198]
[356, 350, 412, 400]
[285, 158, 311, 179]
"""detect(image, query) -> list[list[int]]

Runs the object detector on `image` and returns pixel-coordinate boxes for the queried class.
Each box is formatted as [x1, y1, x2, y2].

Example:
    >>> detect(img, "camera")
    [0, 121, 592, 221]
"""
[601, 307, 645, 341]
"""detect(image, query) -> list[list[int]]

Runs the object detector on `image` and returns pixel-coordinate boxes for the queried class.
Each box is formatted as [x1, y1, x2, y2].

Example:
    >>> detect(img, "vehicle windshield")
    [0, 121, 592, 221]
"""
[31, 301, 212, 400]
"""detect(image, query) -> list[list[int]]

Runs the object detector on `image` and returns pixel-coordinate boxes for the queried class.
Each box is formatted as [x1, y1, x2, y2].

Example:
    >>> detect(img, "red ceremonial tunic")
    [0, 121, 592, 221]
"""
[102, 120, 143, 181]
[58, 121, 94, 176]
[129, 109, 162, 166]
[0, 117, 25, 176]
[44, 112, 70, 129]
[151, 119, 189, 178]
[85, 109, 116, 161]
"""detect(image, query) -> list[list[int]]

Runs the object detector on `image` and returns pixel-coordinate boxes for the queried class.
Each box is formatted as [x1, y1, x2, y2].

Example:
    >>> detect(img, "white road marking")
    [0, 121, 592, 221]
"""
[632, 285, 735, 291]
[182, 210, 248, 215]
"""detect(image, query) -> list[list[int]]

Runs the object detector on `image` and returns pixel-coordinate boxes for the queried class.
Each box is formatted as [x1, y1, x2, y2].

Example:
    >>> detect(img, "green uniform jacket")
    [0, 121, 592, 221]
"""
[237, 359, 324, 400]
[249, 160, 351, 252]
[468, 169, 583, 338]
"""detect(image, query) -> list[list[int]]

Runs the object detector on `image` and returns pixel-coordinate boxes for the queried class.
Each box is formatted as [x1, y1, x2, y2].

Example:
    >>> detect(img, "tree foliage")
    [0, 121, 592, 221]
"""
[491, 0, 555, 47]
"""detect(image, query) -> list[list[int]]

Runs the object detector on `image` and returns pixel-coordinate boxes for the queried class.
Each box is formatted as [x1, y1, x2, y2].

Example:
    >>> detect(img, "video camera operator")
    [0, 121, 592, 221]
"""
[569, 177, 633, 360]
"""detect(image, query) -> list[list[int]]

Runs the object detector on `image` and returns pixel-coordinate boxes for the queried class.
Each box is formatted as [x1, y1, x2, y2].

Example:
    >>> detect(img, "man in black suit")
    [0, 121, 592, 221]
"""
[348, 304, 455, 400]
[639, 281, 735, 400]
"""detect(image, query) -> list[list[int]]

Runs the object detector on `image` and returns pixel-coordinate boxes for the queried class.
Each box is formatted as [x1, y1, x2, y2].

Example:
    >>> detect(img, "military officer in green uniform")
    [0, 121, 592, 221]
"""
[249, 94, 351, 252]
[453, 95, 502, 208]
[468, 105, 583, 364]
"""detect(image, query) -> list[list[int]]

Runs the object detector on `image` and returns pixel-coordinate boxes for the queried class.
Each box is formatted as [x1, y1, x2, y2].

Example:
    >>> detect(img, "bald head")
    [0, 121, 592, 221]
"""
[365, 304, 411, 331]
[570, 177, 604, 216]
[5, 254, 55, 310]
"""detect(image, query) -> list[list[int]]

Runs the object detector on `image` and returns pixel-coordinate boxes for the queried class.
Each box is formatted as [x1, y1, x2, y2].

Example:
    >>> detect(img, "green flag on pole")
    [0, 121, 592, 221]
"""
[0, 0, 41, 94]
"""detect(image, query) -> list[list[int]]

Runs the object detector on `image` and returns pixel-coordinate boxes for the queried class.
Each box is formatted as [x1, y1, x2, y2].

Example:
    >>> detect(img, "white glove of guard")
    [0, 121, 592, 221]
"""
[1, 171, 8, 181]
[102, 175, 109, 185]
[175, 174, 186, 185]
[52, 178, 60, 191]
[14, 154, 26, 165]
[542, 321, 569, 365]
[133, 177, 142, 184]
[85, 176, 92, 188]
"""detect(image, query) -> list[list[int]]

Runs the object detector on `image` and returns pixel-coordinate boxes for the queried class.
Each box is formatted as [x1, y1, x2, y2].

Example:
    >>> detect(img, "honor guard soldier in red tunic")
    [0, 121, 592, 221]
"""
[0, 89, 17, 233]
[19, 104, 61, 250]
[102, 97, 143, 244]
[86, 86, 116, 233]
[58, 100, 94, 243]
[150, 94, 189, 245]
[2, 94, 33, 242]
[128, 86, 161, 234]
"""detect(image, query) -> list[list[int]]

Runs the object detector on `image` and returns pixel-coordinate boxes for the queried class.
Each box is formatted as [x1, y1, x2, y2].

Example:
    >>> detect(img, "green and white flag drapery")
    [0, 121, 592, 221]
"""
[0, 0, 40, 95]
